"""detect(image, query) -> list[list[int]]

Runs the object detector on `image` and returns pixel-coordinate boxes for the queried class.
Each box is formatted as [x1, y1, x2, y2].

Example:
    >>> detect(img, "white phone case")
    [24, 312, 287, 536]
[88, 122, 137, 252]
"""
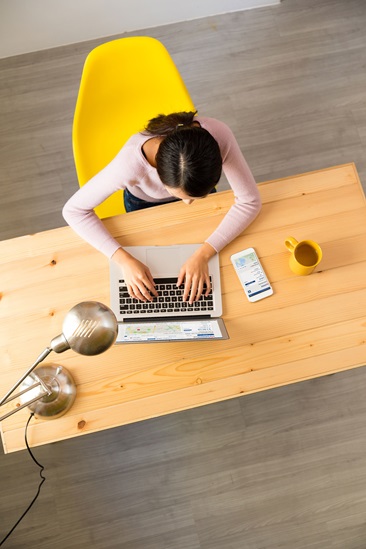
[230, 247, 273, 302]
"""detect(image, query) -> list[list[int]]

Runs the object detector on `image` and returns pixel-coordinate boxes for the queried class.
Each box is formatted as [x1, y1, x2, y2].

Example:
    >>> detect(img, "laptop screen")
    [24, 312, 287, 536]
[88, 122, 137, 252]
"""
[116, 318, 229, 343]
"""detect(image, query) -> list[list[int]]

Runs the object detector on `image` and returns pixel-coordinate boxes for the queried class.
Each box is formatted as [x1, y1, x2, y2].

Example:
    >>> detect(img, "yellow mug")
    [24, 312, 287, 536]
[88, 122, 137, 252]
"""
[285, 237, 322, 276]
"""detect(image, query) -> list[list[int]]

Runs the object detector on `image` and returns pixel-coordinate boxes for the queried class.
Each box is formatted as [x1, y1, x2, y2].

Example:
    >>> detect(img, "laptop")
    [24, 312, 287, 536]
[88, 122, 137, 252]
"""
[109, 244, 229, 343]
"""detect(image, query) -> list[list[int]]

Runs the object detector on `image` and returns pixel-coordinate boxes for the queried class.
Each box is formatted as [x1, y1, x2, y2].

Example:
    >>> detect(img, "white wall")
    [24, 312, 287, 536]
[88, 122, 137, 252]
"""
[0, 0, 279, 58]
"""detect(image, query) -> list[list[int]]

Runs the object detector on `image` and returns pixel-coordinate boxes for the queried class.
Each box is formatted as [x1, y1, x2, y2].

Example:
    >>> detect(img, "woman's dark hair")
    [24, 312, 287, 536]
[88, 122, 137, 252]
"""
[144, 112, 222, 198]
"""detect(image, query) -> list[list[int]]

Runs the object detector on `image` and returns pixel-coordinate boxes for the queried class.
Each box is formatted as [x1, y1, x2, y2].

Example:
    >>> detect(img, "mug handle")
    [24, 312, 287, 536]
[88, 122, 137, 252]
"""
[285, 236, 298, 252]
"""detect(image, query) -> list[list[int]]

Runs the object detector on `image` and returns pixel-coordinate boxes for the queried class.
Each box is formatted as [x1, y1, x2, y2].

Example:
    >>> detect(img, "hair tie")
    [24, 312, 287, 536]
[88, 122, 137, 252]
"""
[176, 123, 184, 129]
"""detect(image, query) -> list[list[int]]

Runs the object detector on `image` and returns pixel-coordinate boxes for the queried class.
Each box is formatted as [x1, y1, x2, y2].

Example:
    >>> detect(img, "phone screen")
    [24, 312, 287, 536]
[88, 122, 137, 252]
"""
[232, 250, 272, 299]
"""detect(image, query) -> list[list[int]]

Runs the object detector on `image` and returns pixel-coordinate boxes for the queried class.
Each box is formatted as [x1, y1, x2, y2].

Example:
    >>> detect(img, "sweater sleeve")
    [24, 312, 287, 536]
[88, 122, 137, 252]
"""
[63, 146, 136, 258]
[201, 119, 261, 252]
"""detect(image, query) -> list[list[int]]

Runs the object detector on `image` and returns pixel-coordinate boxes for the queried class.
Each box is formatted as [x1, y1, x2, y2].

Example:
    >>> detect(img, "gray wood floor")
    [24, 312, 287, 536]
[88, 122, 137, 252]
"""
[1, 0, 366, 547]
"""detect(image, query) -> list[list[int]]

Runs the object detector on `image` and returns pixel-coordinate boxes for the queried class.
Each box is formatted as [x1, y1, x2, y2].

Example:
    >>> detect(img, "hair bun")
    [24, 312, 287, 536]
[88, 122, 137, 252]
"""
[145, 111, 197, 136]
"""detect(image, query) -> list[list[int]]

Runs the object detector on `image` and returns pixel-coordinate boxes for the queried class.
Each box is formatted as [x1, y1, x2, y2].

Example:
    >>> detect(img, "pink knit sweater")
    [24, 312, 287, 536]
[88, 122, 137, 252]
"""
[63, 117, 261, 258]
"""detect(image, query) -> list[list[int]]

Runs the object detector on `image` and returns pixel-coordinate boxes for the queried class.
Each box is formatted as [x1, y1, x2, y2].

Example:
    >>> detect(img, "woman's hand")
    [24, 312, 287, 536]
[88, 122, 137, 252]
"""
[112, 248, 158, 302]
[177, 243, 217, 303]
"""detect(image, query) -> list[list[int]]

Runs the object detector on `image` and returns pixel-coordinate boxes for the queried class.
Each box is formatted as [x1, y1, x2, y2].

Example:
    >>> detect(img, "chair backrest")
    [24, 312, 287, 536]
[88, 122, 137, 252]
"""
[72, 36, 195, 219]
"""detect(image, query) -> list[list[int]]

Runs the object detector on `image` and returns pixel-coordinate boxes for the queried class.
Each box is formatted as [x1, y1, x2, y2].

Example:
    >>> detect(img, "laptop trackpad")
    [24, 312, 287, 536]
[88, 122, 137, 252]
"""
[146, 246, 181, 274]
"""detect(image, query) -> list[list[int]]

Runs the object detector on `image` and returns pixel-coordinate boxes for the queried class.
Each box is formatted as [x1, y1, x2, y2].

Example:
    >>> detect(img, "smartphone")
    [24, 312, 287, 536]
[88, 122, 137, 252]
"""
[230, 247, 273, 302]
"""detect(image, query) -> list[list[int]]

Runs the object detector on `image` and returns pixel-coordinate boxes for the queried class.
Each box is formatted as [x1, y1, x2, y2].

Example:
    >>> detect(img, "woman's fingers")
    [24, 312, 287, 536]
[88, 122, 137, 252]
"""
[178, 262, 211, 303]
[122, 257, 158, 301]
[188, 278, 198, 304]
[182, 274, 211, 303]
[128, 281, 153, 302]
[204, 273, 212, 297]
[131, 277, 158, 301]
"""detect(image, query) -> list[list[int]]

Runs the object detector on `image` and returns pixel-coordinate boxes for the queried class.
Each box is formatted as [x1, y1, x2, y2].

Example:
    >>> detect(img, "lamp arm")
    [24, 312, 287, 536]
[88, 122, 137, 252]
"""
[0, 347, 52, 408]
[0, 387, 50, 421]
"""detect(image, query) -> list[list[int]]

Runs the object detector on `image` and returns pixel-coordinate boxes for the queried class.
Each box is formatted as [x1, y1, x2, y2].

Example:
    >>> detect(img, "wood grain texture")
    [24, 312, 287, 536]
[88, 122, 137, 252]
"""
[1, 163, 366, 457]
[1, 1, 366, 548]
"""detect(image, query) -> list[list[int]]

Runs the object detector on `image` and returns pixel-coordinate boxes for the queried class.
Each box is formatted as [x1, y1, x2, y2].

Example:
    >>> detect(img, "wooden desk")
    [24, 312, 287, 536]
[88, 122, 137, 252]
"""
[1, 164, 366, 453]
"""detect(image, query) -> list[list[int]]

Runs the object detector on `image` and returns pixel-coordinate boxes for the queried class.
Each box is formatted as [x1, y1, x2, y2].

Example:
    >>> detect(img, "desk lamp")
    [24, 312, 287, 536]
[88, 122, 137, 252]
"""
[0, 301, 118, 421]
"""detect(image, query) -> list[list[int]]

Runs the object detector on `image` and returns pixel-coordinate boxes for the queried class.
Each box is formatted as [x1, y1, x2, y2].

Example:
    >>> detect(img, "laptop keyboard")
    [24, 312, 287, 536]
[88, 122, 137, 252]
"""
[118, 277, 214, 316]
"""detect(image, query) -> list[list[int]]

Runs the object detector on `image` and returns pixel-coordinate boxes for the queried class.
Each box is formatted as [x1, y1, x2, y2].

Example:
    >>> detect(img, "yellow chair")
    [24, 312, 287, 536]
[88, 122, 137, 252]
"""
[72, 36, 196, 219]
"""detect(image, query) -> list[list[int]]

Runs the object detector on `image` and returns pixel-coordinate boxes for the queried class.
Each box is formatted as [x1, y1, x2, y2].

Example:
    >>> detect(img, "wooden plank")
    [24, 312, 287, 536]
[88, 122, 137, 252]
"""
[4, 343, 366, 454]
[257, 163, 362, 201]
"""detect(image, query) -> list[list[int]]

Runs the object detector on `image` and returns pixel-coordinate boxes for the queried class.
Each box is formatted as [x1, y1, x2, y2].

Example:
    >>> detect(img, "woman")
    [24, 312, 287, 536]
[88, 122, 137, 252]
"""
[63, 111, 261, 304]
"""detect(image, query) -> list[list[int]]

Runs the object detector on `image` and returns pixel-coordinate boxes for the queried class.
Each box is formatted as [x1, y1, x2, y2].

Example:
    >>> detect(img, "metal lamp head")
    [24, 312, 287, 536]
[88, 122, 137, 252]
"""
[50, 301, 118, 356]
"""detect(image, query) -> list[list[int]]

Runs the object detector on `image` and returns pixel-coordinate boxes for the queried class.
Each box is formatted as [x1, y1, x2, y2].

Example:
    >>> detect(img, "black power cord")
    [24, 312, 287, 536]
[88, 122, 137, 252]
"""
[0, 413, 46, 547]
